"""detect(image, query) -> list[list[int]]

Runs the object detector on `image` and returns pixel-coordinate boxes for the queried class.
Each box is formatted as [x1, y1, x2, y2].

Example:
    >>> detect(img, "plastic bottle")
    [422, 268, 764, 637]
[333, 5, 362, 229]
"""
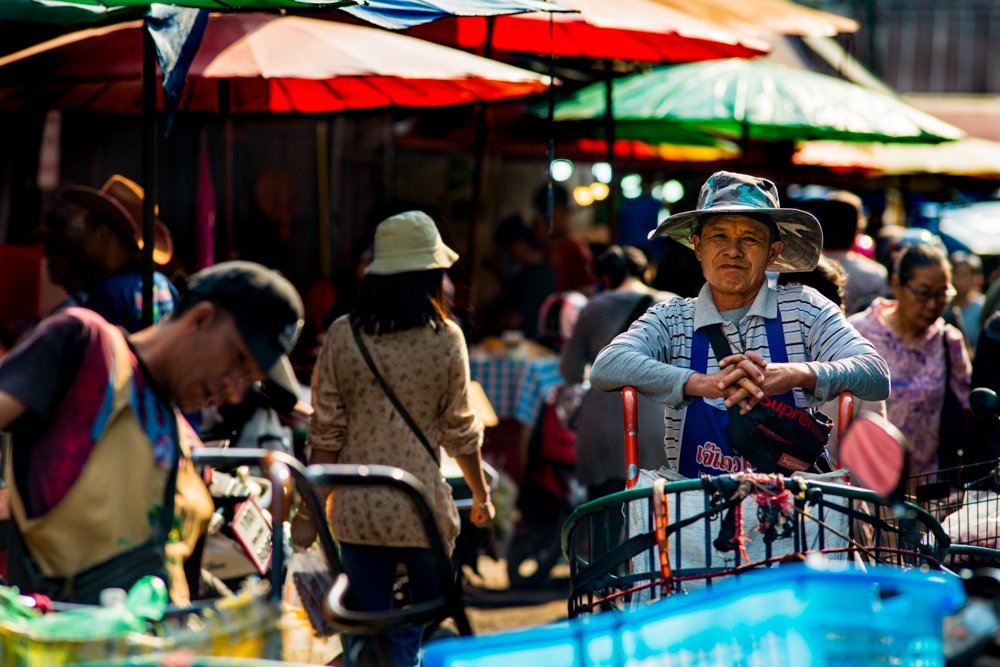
[26, 576, 167, 640]
[0, 586, 41, 623]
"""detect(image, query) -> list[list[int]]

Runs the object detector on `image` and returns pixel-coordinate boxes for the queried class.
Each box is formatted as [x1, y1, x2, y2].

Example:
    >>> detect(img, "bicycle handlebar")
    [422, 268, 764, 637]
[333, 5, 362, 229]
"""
[620, 387, 856, 485]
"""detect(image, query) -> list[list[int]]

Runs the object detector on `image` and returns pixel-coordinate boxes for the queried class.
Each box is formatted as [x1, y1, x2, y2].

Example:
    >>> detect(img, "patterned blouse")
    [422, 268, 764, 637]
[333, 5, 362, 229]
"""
[849, 298, 971, 475]
[308, 315, 483, 553]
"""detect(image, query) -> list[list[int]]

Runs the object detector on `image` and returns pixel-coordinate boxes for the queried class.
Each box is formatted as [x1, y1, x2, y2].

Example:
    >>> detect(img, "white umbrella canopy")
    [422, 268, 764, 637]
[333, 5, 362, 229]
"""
[938, 201, 1000, 256]
[648, 0, 858, 39]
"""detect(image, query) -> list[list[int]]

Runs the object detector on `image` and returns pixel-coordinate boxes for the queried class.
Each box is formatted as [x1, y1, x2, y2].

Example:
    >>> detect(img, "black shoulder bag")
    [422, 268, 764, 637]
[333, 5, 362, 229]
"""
[620, 294, 654, 334]
[938, 332, 966, 471]
[350, 318, 438, 464]
[704, 324, 833, 475]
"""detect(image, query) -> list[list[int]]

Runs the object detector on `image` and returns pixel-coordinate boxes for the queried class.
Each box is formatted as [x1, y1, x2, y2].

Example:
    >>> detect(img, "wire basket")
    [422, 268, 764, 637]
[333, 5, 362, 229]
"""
[905, 459, 1000, 557]
[562, 472, 958, 617]
[0, 579, 279, 667]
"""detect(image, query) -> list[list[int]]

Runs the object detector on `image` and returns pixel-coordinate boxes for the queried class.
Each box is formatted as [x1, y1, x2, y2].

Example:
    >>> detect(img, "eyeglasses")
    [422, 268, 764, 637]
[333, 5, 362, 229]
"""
[904, 283, 957, 304]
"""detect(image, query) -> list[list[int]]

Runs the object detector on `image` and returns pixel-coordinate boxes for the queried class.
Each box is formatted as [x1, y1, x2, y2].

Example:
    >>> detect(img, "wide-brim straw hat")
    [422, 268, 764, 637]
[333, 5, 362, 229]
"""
[648, 171, 822, 273]
[64, 174, 174, 266]
[365, 210, 459, 275]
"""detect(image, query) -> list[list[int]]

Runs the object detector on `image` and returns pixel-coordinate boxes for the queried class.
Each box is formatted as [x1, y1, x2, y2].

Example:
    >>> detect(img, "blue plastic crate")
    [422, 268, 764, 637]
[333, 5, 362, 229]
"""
[424, 561, 965, 667]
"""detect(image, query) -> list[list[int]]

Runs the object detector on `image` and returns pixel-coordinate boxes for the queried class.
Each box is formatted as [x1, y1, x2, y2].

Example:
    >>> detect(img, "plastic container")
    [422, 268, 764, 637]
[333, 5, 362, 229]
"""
[423, 560, 966, 667]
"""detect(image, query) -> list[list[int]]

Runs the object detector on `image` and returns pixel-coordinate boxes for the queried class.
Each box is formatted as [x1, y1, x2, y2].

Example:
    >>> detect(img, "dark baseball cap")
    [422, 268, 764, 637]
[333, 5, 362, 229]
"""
[186, 261, 304, 397]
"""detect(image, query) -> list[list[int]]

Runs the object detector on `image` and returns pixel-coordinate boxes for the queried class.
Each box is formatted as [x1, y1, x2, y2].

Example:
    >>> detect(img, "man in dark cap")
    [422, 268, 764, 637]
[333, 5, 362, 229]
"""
[590, 171, 889, 478]
[0, 260, 303, 605]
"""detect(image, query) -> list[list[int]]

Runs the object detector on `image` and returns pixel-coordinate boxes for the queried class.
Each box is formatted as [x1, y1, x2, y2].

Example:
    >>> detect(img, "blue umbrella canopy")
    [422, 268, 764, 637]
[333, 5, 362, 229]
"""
[342, 0, 571, 29]
[555, 58, 965, 144]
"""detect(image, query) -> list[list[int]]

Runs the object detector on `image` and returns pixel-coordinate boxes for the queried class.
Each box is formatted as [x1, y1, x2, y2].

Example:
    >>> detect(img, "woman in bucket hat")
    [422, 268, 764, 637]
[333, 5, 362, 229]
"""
[292, 211, 493, 667]
[589, 171, 890, 479]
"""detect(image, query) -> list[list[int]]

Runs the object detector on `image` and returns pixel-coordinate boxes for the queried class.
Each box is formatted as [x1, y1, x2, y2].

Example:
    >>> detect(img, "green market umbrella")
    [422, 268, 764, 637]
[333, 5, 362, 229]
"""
[554, 58, 965, 145]
[0, 0, 141, 25]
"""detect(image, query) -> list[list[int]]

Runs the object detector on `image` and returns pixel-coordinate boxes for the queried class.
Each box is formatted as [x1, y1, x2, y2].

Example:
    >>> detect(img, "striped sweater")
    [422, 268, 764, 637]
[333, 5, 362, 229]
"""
[590, 282, 890, 472]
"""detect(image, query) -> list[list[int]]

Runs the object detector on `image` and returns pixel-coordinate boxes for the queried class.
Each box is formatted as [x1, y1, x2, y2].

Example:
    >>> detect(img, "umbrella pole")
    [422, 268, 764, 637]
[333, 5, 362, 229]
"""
[464, 17, 496, 314]
[141, 20, 157, 329]
[316, 120, 331, 277]
[740, 120, 750, 163]
[604, 60, 617, 242]
[220, 81, 234, 260]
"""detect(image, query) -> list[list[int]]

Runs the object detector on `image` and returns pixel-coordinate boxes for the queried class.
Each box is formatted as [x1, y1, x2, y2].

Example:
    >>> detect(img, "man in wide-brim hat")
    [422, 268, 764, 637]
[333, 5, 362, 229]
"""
[589, 171, 891, 478]
[43, 174, 178, 332]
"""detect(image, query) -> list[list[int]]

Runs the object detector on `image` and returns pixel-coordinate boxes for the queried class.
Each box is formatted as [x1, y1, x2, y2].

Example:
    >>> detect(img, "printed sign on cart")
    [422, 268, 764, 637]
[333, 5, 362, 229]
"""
[232, 497, 272, 575]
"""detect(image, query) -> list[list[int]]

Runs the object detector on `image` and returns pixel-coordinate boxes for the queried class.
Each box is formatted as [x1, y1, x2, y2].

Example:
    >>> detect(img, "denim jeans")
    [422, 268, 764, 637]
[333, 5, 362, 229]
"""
[339, 542, 442, 667]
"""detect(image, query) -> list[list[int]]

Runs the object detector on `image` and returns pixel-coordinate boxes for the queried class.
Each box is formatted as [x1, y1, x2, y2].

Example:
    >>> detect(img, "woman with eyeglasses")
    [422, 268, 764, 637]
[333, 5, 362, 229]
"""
[849, 243, 971, 475]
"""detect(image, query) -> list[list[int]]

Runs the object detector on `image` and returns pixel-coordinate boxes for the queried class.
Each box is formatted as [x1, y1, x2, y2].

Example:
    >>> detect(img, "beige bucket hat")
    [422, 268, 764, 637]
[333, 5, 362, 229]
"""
[365, 210, 459, 276]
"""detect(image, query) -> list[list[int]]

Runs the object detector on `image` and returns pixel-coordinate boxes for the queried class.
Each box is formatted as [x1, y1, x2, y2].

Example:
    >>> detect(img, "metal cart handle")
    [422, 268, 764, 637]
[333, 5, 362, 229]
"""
[305, 463, 473, 637]
[623, 387, 640, 489]
[621, 386, 856, 486]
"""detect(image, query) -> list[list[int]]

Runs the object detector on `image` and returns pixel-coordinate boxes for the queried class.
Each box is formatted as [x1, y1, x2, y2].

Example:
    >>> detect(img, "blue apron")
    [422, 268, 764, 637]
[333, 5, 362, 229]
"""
[678, 316, 795, 478]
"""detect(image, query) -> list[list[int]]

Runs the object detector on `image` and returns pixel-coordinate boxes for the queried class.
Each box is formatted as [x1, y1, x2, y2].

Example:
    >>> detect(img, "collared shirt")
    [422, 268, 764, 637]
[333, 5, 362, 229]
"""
[590, 282, 890, 472]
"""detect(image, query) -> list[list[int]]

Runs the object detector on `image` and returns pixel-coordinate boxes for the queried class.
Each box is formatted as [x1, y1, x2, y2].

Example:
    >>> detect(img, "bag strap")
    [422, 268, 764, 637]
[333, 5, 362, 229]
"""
[704, 324, 735, 364]
[617, 294, 654, 335]
[350, 318, 439, 465]
[942, 330, 952, 391]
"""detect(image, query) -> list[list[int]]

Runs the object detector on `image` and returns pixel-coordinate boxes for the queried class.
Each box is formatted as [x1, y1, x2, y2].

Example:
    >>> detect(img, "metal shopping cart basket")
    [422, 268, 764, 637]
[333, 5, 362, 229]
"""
[903, 458, 1000, 566]
[0, 449, 473, 666]
[0, 449, 303, 666]
[562, 471, 959, 617]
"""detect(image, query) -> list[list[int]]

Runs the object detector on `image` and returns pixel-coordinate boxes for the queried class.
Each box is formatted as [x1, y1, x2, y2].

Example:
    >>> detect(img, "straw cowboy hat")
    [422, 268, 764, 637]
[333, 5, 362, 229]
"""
[365, 210, 458, 276]
[649, 171, 822, 273]
[64, 174, 174, 266]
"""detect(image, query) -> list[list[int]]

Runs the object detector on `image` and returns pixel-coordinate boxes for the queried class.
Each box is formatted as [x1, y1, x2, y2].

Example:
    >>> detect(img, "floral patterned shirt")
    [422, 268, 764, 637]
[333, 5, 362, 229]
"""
[309, 315, 483, 552]
[849, 298, 971, 475]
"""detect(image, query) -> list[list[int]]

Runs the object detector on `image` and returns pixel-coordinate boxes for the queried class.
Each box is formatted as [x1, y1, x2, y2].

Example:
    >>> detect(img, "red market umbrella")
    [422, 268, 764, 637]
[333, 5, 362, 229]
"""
[0, 13, 552, 113]
[407, 0, 768, 242]
[0, 13, 552, 307]
[407, 0, 767, 62]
